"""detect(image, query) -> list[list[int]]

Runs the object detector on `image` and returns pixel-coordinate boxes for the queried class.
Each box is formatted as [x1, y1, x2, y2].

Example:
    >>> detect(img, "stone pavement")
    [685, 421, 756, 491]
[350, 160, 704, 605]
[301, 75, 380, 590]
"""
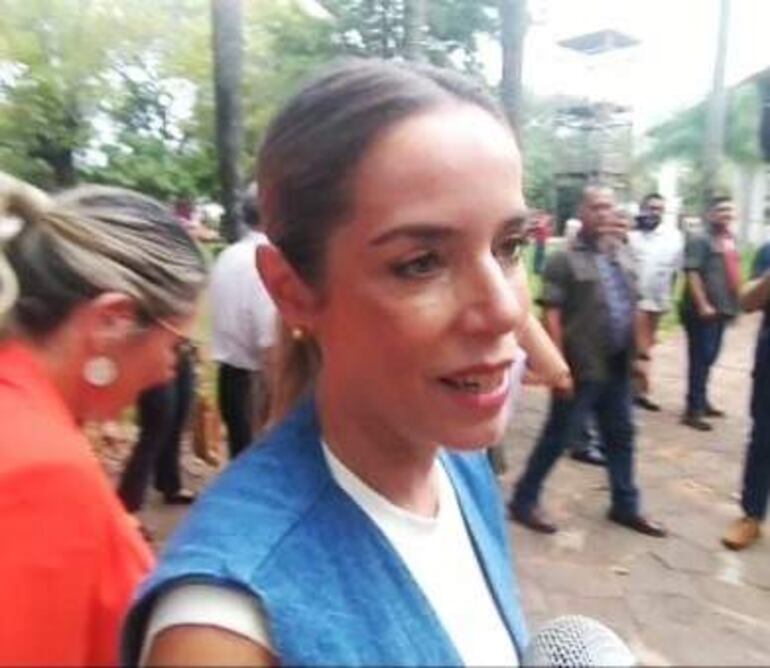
[498, 313, 770, 666]
[126, 314, 770, 666]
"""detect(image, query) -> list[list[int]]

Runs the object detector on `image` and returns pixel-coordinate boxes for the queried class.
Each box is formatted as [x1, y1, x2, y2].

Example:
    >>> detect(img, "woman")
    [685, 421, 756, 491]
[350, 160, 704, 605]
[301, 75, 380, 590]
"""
[0, 173, 207, 665]
[126, 60, 532, 667]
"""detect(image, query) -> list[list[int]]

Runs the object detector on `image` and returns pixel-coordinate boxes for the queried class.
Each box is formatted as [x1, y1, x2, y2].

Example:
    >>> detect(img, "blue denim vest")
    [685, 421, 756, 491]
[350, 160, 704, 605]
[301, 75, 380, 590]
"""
[122, 399, 528, 666]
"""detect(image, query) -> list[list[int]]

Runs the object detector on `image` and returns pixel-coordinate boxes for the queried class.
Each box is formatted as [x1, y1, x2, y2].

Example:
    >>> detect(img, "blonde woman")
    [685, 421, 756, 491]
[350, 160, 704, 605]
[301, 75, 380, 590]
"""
[0, 174, 207, 665]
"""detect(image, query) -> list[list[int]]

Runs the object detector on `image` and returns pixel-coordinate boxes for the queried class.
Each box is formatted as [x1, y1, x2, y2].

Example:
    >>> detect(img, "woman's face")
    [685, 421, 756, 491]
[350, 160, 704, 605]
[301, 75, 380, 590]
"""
[311, 104, 530, 453]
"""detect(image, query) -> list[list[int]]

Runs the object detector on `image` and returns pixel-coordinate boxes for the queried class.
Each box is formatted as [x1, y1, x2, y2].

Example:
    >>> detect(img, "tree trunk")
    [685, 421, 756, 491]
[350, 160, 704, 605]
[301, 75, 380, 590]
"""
[499, 0, 528, 144]
[211, 0, 244, 243]
[403, 0, 427, 62]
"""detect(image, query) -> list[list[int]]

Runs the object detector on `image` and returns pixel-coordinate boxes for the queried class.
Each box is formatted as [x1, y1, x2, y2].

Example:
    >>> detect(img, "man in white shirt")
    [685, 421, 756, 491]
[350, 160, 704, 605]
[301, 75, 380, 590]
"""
[628, 193, 684, 411]
[210, 184, 277, 458]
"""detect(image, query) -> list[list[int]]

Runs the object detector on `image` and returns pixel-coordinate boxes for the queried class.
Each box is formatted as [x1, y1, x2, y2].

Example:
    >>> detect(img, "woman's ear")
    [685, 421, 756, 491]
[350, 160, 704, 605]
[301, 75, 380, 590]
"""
[256, 244, 319, 328]
[79, 293, 140, 353]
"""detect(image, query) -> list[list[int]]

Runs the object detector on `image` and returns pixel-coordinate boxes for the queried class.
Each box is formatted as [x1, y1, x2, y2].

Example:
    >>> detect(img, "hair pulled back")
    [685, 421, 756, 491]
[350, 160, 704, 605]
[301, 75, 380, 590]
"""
[256, 59, 509, 422]
[0, 172, 207, 338]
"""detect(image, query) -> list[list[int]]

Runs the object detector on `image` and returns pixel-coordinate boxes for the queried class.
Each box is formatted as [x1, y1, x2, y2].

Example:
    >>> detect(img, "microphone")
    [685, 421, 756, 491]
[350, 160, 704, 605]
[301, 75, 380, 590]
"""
[523, 615, 636, 667]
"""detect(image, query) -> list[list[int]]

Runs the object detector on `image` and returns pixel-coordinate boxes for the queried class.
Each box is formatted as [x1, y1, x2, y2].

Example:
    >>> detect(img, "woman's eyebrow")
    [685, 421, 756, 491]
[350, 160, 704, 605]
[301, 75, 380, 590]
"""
[369, 223, 457, 247]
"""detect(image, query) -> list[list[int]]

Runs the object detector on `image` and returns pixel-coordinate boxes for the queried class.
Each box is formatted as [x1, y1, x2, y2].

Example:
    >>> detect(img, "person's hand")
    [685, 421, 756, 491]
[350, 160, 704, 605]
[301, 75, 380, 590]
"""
[551, 370, 574, 399]
[522, 369, 545, 386]
[698, 303, 717, 319]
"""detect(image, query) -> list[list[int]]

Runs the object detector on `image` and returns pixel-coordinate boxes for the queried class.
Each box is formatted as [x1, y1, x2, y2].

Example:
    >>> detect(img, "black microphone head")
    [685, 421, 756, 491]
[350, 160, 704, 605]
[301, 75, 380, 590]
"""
[523, 615, 636, 667]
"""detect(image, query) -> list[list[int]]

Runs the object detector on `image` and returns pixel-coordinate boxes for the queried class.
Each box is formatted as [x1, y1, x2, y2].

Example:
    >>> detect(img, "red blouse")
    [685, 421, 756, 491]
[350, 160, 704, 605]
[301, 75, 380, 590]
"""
[0, 342, 153, 666]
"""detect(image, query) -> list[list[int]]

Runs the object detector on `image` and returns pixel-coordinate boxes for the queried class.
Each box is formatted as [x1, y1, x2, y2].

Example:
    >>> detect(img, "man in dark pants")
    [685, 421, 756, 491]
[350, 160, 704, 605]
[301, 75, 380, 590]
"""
[210, 184, 277, 458]
[118, 349, 196, 513]
[722, 242, 770, 550]
[508, 186, 666, 537]
[680, 197, 741, 430]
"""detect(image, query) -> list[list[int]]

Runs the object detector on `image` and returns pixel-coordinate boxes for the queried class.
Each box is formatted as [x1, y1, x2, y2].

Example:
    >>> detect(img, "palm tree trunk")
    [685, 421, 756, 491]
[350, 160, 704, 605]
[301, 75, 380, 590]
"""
[500, 0, 528, 144]
[403, 0, 427, 62]
[211, 0, 244, 242]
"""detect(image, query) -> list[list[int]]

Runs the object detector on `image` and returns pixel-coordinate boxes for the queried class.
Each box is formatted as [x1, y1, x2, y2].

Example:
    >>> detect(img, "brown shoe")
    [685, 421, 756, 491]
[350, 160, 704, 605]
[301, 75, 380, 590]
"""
[509, 505, 558, 534]
[634, 395, 662, 412]
[608, 511, 667, 537]
[722, 517, 761, 550]
[705, 404, 726, 418]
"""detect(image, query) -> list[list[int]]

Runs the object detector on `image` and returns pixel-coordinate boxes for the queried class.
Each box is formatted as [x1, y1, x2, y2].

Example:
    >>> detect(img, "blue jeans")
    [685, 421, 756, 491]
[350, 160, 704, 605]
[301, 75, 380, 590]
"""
[683, 314, 726, 414]
[511, 358, 640, 518]
[740, 328, 770, 520]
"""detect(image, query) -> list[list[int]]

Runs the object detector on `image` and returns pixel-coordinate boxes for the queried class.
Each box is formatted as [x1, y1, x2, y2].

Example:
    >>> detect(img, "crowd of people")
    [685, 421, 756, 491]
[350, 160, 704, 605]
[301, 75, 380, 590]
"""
[511, 187, 770, 550]
[0, 58, 768, 666]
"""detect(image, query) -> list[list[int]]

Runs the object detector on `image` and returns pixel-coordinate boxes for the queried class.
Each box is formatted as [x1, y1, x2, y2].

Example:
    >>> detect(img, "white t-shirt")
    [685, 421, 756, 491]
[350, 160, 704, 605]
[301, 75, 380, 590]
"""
[210, 231, 277, 371]
[628, 224, 684, 313]
[142, 447, 519, 667]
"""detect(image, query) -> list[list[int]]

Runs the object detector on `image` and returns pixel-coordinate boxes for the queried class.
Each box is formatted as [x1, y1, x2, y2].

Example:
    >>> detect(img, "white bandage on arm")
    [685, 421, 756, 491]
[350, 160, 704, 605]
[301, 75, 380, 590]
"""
[139, 583, 273, 666]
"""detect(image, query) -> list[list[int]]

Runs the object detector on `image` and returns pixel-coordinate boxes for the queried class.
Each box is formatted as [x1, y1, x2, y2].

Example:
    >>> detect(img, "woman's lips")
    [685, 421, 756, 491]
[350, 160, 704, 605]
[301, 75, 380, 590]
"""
[439, 366, 509, 393]
[438, 363, 512, 411]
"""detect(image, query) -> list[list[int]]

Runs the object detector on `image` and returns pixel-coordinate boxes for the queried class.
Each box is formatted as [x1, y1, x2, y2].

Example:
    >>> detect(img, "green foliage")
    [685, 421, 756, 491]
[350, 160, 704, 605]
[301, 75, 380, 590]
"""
[725, 86, 762, 166]
[643, 83, 763, 206]
[82, 136, 214, 201]
[321, 0, 498, 71]
[646, 86, 762, 168]
[519, 95, 557, 211]
[640, 83, 766, 213]
[0, 0, 119, 186]
[242, 1, 337, 160]
[0, 0, 511, 201]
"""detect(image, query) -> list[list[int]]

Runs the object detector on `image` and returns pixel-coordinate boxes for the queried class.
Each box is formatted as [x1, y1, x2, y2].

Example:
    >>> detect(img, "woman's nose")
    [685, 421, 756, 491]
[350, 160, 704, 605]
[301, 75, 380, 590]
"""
[460, 259, 525, 336]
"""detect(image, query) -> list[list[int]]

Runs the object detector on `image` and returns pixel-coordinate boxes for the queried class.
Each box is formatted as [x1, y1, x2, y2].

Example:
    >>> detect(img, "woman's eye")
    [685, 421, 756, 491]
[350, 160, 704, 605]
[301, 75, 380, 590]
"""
[496, 235, 527, 264]
[391, 251, 442, 279]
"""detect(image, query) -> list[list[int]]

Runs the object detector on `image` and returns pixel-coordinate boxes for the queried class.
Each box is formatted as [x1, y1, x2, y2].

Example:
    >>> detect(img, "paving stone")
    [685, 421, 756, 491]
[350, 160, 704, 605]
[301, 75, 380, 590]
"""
[638, 620, 770, 665]
[650, 537, 717, 575]
[518, 559, 626, 598]
[695, 576, 770, 626]
[620, 552, 696, 597]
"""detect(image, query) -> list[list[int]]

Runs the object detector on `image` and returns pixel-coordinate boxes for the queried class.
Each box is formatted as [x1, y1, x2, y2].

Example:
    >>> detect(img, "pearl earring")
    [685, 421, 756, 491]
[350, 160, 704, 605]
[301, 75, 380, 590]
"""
[291, 326, 306, 342]
[83, 356, 118, 387]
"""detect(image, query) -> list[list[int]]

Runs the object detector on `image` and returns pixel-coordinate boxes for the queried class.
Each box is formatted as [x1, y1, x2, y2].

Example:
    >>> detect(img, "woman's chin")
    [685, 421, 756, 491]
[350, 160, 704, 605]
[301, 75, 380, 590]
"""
[438, 418, 510, 452]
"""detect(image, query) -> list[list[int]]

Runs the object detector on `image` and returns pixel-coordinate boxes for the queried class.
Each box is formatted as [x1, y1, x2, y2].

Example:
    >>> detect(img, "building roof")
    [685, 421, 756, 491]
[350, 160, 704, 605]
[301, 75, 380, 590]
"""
[738, 66, 770, 87]
[558, 29, 640, 55]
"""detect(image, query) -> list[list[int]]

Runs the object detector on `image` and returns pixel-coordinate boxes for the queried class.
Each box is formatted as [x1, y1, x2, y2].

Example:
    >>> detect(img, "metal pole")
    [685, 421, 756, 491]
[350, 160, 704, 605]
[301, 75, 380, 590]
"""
[702, 0, 731, 208]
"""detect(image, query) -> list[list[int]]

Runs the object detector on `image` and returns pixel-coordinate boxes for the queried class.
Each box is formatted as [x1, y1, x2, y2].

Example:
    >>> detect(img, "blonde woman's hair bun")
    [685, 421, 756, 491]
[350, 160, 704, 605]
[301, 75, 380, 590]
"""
[0, 172, 51, 237]
[0, 173, 51, 327]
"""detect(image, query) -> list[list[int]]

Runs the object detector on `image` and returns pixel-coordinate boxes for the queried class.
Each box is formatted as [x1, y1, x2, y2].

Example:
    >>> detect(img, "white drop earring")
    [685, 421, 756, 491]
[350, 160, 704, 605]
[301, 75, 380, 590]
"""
[83, 356, 118, 387]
